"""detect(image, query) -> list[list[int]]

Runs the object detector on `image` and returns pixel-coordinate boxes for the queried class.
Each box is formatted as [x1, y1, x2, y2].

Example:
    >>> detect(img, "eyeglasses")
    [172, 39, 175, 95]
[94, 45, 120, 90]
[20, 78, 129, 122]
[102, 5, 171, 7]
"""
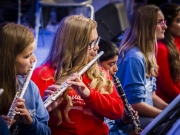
[89, 36, 101, 49]
[157, 20, 166, 26]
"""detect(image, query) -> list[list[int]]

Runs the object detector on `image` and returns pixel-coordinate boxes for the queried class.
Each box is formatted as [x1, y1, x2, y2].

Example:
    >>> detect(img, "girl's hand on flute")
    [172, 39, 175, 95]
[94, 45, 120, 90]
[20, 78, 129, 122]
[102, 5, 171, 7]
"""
[43, 85, 60, 112]
[67, 73, 90, 98]
[1, 115, 16, 127]
[43, 85, 58, 101]
[14, 98, 33, 126]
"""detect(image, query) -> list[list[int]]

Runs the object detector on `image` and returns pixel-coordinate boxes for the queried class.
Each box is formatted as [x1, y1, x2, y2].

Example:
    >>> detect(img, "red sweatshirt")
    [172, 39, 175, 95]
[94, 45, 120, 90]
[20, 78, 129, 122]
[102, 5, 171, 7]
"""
[156, 37, 180, 103]
[31, 63, 124, 135]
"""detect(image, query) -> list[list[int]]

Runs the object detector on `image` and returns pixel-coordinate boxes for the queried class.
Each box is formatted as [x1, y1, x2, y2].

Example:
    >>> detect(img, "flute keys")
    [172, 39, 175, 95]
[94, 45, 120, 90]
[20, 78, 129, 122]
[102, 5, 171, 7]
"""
[51, 97, 56, 101]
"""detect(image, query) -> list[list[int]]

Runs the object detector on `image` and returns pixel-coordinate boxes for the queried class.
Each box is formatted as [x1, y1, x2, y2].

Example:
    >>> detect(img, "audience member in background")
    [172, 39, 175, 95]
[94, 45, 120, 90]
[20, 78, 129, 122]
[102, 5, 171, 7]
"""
[116, 4, 168, 129]
[98, 38, 141, 135]
[0, 22, 50, 135]
[156, 3, 180, 103]
[31, 15, 125, 135]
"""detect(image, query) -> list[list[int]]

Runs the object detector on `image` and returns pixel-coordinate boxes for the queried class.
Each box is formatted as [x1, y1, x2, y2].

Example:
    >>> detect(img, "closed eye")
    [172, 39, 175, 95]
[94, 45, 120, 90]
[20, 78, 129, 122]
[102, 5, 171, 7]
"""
[24, 53, 32, 58]
[109, 62, 115, 67]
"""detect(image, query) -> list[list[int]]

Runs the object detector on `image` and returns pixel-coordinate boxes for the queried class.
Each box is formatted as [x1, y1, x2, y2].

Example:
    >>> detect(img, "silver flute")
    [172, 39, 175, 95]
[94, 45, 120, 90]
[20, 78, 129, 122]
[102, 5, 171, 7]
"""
[44, 51, 104, 108]
[7, 61, 37, 129]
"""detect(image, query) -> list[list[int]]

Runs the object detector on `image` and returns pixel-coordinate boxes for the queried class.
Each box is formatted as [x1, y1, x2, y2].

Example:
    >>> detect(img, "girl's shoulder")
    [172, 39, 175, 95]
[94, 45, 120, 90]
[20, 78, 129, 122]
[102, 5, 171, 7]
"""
[33, 63, 55, 79]
[125, 47, 144, 61]
[34, 63, 54, 72]
[157, 41, 168, 51]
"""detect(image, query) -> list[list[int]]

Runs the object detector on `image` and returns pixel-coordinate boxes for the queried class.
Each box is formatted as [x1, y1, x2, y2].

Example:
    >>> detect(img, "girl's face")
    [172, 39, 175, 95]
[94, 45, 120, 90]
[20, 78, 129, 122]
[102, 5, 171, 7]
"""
[169, 11, 180, 37]
[101, 55, 118, 75]
[155, 11, 167, 40]
[15, 40, 36, 75]
[87, 28, 99, 61]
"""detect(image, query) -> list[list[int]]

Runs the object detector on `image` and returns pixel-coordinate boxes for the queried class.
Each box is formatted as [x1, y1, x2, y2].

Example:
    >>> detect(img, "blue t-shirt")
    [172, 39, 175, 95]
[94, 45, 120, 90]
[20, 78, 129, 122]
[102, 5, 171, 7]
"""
[0, 116, 10, 135]
[116, 46, 156, 105]
[11, 76, 51, 135]
[106, 47, 156, 134]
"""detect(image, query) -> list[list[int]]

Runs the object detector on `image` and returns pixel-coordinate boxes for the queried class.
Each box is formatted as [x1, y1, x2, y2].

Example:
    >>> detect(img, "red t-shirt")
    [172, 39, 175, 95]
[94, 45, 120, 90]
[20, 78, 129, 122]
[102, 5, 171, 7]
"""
[156, 37, 180, 103]
[31, 63, 124, 135]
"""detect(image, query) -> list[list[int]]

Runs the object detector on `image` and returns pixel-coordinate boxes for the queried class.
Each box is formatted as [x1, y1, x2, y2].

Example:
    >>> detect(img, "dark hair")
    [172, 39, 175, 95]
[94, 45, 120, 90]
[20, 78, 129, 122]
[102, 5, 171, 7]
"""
[160, 3, 180, 82]
[98, 38, 119, 62]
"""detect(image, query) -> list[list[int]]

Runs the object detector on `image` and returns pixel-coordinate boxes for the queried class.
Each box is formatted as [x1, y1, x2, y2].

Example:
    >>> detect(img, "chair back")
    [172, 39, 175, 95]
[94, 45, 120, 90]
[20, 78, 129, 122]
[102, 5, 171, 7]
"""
[40, 0, 92, 6]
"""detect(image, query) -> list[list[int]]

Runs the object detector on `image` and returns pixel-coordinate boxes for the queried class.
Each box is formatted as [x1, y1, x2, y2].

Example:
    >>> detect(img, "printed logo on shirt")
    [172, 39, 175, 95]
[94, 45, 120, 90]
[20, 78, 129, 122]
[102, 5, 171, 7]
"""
[71, 95, 84, 105]
[12, 126, 21, 135]
[12, 109, 36, 135]
[29, 109, 36, 116]
[145, 78, 153, 99]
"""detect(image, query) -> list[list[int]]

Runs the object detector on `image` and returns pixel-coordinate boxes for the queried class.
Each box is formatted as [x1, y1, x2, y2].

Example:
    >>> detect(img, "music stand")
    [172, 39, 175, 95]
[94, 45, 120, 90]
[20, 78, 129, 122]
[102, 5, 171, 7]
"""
[140, 94, 180, 135]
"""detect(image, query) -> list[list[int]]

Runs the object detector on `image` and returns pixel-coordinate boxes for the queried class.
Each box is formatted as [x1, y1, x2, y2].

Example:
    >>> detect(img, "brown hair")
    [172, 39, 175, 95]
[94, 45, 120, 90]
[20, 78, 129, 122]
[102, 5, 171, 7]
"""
[119, 4, 160, 77]
[160, 3, 180, 82]
[0, 22, 34, 114]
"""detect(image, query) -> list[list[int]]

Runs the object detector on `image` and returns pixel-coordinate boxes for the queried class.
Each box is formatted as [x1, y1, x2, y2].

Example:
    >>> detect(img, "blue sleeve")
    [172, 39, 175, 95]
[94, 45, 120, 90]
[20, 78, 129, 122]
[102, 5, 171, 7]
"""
[117, 56, 146, 104]
[152, 76, 156, 91]
[20, 81, 51, 135]
[0, 116, 10, 135]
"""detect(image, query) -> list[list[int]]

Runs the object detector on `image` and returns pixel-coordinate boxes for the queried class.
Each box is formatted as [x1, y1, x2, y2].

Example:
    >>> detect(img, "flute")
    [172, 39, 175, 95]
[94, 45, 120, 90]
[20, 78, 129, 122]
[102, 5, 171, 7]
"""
[112, 75, 141, 130]
[44, 51, 104, 108]
[7, 61, 37, 129]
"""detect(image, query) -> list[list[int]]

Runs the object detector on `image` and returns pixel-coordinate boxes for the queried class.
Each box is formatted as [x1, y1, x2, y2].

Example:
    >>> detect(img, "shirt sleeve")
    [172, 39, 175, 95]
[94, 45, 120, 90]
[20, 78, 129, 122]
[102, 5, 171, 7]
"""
[0, 116, 10, 135]
[20, 81, 51, 135]
[82, 74, 124, 120]
[116, 55, 146, 105]
[156, 43, 180, 101]
[84, 86, 124, 119]
[152, 76, 156, 91]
